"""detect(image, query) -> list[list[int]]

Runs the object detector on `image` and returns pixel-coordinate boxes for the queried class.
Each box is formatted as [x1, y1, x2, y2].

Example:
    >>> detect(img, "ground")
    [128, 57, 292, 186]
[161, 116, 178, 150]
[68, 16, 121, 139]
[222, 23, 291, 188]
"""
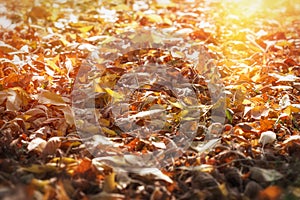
[0, 0, 300, 199]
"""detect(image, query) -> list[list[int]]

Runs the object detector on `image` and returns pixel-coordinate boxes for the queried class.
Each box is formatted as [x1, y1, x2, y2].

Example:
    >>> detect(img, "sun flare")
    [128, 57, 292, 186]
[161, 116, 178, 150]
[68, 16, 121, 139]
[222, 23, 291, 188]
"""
[221, 0, 299, 19]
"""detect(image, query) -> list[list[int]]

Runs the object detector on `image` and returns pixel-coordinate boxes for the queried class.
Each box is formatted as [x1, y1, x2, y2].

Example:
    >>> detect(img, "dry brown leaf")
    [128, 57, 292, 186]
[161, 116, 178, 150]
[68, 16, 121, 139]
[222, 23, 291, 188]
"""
[42, 137, 62, 157]
[0, 91, 7, 105]
[37, 90, 67, 106]
[27, 6, 51, 21]
[60, 106, 75, 126]
[27, 137, 47, 153]
[6, 87, 30, 111]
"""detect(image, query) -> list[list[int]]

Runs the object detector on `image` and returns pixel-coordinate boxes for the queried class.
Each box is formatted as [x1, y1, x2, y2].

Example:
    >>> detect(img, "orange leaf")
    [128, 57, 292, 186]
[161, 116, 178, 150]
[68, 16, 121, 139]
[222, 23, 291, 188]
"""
[74, 158, 92, 174]
[260, 118, 275, 131]
[259, 185, 282, 200]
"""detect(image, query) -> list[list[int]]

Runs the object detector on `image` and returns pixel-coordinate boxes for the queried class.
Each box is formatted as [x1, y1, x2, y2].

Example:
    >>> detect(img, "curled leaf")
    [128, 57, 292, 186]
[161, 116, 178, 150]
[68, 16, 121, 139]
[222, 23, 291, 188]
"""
[27, 137, 47, 153]
[42, 137, 62, 157]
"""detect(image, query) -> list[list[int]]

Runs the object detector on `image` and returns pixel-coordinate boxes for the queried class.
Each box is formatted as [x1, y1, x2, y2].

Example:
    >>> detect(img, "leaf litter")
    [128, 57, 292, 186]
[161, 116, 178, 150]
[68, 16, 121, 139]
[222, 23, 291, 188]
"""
[0, 0, 300, 199]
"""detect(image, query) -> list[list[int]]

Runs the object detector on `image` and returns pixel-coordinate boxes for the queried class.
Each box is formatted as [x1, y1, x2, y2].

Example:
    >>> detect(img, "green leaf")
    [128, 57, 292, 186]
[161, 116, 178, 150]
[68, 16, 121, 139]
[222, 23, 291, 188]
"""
[226, 108, 233, 123]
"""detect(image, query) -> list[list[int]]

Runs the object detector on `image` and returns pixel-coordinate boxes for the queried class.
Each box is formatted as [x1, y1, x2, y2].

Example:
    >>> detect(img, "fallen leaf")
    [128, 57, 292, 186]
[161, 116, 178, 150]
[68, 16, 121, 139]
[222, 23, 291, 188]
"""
[103, 172, 116, 193]
[27, 6, 51, 21]
[250, 167, 283, 182]
[131, 167, 173, 183]
[259, 185, 282, 200]
[6, 87, 30, 111]
[60, 106, 75, 125]
[0, 41, 18, 53]
[42, 137, 62, 157]
[21, 164, 57, 174]
[74, 158, 92, 174]
[191, 138, 221, 153]
[27, 137, 47, 153]
[269, 73, 300, 82]
[37, 90, 67, 106]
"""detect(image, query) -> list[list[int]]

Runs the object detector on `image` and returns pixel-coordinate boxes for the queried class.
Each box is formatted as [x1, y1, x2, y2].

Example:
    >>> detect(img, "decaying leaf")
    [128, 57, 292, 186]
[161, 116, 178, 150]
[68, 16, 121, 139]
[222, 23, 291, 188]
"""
[42, 137, 62, 157]
[27, 137, 47, 153]
[250, 167, 283, 182]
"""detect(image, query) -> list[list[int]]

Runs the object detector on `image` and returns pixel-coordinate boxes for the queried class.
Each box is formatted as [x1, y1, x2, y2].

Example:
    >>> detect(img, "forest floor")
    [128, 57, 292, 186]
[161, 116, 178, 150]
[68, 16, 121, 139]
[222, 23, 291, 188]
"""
[0, 0, 300, 199]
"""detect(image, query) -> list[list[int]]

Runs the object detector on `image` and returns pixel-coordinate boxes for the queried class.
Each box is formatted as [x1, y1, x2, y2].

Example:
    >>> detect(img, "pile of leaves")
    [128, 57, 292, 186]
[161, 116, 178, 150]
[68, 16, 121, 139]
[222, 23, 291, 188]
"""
[0, 0, 300, 199]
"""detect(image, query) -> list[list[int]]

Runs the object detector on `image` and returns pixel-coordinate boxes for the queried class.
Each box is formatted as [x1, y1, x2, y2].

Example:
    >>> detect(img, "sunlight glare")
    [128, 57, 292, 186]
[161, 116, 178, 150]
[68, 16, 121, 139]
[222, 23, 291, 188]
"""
[222, 0, 299, 18]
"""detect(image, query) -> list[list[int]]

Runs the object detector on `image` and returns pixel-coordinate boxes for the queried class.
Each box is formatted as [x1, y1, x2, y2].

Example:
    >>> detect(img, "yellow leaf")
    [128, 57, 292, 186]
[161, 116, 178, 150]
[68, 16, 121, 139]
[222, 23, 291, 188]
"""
[101, 127, 117, 137]
[113, 4, 130, 11]
[168, 100, 184, 109]
[46, 59, 61, 73]
[99, 118, 110, 127]
[60, 37, 70, 46]
[78, 25, 94, 33]
[104, 88, 124, 102]
[76, 119, 100, 133]
[49, 157, 78, 165]
[242, 99, 252, 105]
[146, 14, 163, 23]
[180, 109, 189, 118]
[31, 178, 51, 191]
[219, 183, 229, 197]
[93, 81, 105, 93]
[276, 40, 292, 47]
[163, 17, 172, 25]
[284, 104, 300, 115]
[103, 172, 116, 193]
[22, 164, 57, 174]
